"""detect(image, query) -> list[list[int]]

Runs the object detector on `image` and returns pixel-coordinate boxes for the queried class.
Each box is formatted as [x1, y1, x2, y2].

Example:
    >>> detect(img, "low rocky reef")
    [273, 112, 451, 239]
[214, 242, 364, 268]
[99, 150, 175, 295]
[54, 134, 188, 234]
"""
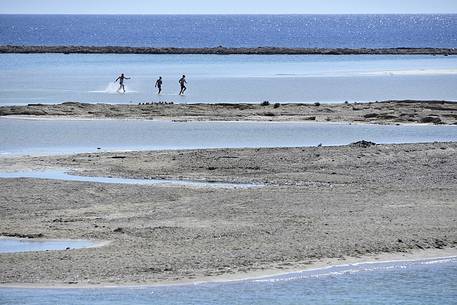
[1, 45, 456, 55]
[1, 100, 456, 125]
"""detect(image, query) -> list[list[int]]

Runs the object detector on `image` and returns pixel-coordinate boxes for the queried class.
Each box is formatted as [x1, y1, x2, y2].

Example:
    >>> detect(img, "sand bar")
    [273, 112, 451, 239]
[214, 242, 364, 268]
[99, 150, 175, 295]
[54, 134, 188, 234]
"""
[1, 100, 457, 125]
[0, 142, 456, 286]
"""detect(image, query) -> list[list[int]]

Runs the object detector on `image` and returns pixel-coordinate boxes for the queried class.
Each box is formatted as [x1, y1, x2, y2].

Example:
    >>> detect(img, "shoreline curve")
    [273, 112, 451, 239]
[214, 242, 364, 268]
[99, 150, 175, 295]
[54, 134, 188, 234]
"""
[0, 248, 455, 289]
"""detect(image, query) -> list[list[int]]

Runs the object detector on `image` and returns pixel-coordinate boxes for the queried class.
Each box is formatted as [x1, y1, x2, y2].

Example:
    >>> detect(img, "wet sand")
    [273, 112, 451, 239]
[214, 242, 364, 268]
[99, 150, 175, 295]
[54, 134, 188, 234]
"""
[1, 100, 457, 125]
[0, 142, 456, 286]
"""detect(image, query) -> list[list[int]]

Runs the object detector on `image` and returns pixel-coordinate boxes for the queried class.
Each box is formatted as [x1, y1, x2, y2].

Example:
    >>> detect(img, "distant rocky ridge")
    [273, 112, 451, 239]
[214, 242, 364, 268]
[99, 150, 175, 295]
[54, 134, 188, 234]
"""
[1, 45, 456, 55]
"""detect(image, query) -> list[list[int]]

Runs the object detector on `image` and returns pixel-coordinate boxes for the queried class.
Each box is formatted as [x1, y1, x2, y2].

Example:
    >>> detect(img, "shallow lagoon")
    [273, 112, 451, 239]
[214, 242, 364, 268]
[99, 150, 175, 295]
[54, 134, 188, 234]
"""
[1, 54, 457, 105]
[1, 118, 457, 156]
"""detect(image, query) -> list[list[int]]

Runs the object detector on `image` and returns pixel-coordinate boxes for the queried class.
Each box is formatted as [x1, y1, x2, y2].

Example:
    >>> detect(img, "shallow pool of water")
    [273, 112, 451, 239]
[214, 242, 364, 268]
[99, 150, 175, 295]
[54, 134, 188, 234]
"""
[0, 170, 260, 189]
[0, 237, 99, 253]
[2, 118, 457, 156]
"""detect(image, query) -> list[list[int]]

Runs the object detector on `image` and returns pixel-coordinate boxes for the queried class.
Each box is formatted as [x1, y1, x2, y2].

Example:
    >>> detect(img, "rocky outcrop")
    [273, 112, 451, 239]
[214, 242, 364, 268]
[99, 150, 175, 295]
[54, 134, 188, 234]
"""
[350, 140, 377, 148]
[1, 45, 456, 55]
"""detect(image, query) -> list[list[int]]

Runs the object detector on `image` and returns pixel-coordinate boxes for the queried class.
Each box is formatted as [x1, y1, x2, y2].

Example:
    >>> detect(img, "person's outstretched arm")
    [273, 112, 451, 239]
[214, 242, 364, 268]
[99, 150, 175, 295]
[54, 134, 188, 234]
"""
[114, 77, 120, 82]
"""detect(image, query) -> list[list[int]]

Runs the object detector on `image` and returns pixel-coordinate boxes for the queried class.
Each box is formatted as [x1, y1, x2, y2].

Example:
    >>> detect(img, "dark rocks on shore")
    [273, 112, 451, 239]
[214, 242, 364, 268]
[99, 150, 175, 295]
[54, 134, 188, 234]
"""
[364, 113, 379, 118]
[1, 232, 44, 239]
[263, 112, 275, 117]
[420, 116, 443, 124]
[350, 140, 377, 148]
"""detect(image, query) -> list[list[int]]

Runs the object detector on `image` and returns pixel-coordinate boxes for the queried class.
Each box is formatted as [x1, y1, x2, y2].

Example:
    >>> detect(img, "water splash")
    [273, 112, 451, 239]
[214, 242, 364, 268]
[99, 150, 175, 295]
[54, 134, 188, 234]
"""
[89, 82, 137, 94]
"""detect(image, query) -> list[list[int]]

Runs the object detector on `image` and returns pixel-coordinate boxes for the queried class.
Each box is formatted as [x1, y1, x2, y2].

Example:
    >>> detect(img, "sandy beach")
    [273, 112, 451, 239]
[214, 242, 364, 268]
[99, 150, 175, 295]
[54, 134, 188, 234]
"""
[1, 141, 456, 286]
[1, 100, 457, 125]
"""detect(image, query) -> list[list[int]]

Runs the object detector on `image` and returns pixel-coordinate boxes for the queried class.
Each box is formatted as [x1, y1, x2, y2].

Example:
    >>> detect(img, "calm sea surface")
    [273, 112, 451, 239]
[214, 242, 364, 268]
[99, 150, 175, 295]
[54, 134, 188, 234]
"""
[1, 14, 457, 48]
[1, 257, 456, 305]
[1, 54, 457, 104]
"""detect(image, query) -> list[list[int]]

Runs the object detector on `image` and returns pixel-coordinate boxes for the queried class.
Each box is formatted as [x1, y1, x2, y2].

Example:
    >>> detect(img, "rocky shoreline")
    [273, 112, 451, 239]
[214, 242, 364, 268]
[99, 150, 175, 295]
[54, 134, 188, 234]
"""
[1, 45, 457, 55]
[0, 142, 456, 285]
[1, 100, 457, 125]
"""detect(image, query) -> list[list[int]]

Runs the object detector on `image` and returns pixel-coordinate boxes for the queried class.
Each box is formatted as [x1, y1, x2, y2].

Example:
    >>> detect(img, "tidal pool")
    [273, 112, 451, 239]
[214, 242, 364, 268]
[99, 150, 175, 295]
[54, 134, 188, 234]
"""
[0, 237, 101, 253]
[0, 170, 261, 189]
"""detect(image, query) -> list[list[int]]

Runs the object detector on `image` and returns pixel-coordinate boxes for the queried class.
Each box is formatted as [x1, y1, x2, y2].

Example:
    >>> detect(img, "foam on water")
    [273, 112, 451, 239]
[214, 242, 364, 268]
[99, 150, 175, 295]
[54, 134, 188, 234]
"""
[361, 69, 457, 76]
[253, 256, 457, 283]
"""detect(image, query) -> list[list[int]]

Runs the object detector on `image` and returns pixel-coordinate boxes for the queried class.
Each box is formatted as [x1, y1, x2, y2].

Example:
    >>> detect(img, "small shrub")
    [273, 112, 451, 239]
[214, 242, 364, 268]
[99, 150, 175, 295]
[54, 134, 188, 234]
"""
[314, 102, 321, 106]
[261, 101, 270, 106]
[273, 103, 280, 109]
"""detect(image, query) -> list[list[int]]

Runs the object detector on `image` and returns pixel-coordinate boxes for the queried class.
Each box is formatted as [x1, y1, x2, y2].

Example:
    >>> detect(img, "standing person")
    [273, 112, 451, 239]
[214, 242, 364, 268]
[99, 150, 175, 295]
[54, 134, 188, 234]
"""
[115, 73, 130, 93]
[155, 76, 163, 94]
[178, 75, 187, 95]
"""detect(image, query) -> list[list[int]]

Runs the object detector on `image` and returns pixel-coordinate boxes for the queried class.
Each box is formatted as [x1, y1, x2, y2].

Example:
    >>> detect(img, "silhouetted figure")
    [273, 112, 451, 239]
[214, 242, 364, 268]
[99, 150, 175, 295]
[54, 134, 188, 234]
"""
[155, 76, 163, 94]
[179, 75, 187, 95]
[115, 73, 130, 93]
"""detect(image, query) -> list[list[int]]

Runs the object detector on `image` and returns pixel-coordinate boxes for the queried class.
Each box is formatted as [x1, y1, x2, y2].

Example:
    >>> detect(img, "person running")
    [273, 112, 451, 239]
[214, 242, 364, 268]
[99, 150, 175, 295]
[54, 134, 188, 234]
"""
[114, 73, 130, 93]
[155, 76, 163, 94]
[178, 75, 187, 95]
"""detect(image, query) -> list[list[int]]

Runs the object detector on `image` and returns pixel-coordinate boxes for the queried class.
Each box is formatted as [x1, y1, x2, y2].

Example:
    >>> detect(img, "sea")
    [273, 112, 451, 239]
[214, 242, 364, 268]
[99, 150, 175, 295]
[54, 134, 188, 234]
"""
[1, 257, 456, 305]
[1, 14, 457, 304]
[1, 14, 457, 48]
[1, 14, 457, 104]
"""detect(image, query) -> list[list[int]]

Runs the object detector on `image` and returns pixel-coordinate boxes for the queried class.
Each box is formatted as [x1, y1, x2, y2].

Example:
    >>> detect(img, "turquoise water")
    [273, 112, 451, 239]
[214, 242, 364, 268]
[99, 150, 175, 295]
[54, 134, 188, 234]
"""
[1, 257, 456, 305]
[1, 118, 457, 156]
[1, 54, 457, 104]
